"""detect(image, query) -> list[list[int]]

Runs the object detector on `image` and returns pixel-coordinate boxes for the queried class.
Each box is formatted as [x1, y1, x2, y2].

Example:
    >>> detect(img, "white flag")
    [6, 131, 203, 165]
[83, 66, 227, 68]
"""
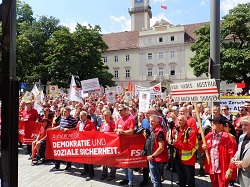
[68, 75, 83, 104]
[31, 84, 40, 96]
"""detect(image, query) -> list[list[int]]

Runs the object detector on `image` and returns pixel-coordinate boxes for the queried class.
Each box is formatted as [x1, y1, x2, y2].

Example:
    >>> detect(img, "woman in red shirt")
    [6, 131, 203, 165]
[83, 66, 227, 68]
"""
[99, 109, 116, 181]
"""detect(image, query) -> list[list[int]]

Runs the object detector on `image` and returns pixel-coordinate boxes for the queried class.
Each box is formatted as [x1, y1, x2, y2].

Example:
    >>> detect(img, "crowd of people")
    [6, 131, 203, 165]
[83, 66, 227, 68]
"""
[18, 93, 250, 187]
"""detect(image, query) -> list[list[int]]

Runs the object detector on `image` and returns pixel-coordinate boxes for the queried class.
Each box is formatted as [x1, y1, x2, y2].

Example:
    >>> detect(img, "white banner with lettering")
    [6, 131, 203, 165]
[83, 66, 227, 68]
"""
[81, 78, 101, 93]
[170, 79, 219, 102]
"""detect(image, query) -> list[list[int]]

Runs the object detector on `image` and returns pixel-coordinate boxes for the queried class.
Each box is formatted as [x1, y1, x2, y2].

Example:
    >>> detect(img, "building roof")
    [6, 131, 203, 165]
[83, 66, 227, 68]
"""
[102, 22, 212, 51]
[102, 31, 139, 51]
[184, 22, 209, 42]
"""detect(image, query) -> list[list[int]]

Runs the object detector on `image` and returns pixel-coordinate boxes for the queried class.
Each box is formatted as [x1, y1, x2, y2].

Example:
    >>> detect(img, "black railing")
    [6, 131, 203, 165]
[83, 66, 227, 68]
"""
[128, 6, 152, 17]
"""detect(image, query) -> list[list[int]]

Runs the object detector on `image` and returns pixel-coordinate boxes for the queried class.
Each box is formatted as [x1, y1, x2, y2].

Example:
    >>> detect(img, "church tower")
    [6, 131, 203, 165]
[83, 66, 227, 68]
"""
[128, 0, 152, 31]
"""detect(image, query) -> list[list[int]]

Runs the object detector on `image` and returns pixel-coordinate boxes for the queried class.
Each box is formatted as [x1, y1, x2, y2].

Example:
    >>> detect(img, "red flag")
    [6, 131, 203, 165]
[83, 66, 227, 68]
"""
[120, 82, 126, 92]
[236, 83, 245, 88]
[128, 81, 133, 92]
[161, 5, 167, 10]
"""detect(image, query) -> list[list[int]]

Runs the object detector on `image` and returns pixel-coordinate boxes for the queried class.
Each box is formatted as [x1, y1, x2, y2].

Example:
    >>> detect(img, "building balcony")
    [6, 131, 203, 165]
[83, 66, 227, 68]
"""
[128, 6, 152, 18]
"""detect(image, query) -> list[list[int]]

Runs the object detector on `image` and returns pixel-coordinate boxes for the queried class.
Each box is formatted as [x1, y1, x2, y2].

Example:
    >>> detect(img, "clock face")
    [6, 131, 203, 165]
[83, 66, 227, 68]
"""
[135, 0, 143, 3]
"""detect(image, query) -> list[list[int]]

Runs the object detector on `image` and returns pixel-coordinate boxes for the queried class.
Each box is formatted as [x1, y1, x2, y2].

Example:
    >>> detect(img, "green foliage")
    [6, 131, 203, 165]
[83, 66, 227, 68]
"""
[16, 1, 115, 89]
[189, 3, 250, 90]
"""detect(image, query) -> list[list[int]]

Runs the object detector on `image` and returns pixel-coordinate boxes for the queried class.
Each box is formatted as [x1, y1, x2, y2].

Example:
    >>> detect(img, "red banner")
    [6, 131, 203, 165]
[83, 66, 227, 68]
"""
[46, 130, 147, 168]
[18, 121, 42, 145]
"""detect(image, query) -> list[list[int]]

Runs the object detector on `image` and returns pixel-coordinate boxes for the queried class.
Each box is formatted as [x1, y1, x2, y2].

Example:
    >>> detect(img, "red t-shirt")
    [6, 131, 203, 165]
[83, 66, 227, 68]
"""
[100, 121, 115, 132]
[22, 108, 39, 121]
[115, 115, 135, 131]
[38, 125, 51, 141]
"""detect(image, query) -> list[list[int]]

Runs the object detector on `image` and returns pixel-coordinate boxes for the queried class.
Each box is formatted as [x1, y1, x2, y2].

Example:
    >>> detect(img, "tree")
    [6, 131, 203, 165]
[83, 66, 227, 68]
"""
[16, 4, 62, 84]
[44, 24, 116, 88]
[189, 3, 250, 91]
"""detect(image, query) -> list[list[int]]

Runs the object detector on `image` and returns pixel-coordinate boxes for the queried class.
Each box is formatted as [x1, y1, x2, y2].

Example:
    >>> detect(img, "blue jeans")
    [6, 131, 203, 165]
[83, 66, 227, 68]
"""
[124, 168, 133, 185]
[148, 161, 163, 187]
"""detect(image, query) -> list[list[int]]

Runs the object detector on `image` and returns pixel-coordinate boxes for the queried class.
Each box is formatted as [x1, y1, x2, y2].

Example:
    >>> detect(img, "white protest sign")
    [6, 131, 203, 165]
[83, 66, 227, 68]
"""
[220, 96, 250, 114]
[81, 78, 101, 93]
[107, 91, 116, 104]
[124, 91, 132, 102]
[116, 86, 122, 94]
[22, 91, 32, 101]
[135, 83, 162, 100]
[170, 79, 219, 102]
[49, 85, 59, 96]
[139, 92, 150, 112]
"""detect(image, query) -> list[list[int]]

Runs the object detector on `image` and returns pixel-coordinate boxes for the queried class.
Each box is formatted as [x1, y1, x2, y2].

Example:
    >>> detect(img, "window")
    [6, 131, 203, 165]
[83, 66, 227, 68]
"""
[114, 70, 119, 78]
[159, 68, 164, 76]
[159, 52, 163, 59]
[148, 53, 152, 60]
[147, 68, 152, 76]
[159, 37, 163, 42]
[148, 38, 152, 44]
[125, 69, 130, 78]
[170, 67, 175, 75]
[114, 55, 119, 62]
[103, 57, 107, 63]
[125, 55, 130, 62]
[170, 51, 175, 59]
[171, 36, 175, 41]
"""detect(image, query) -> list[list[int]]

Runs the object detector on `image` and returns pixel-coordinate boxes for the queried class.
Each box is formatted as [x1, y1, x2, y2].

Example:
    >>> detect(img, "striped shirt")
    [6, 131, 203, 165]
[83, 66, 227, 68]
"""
[60, 115, 77, 130]
[210, 131, 222, 173]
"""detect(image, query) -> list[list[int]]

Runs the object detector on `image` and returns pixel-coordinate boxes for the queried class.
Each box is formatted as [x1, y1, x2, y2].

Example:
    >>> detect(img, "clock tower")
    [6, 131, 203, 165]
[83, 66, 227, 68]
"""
[129, 0, 152, 31]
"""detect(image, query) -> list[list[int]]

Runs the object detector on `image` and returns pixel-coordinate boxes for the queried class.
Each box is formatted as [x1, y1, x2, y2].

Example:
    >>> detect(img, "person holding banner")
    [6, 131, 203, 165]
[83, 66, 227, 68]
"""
[20, 100, 39, 156]
[114, 104, 135, 187]
[31, 118, 51, 165]
[99, 109, 116, 181]
[76, 111, 96, 181]
[202, 116, 237, 187]
[49, 107, 78, 172]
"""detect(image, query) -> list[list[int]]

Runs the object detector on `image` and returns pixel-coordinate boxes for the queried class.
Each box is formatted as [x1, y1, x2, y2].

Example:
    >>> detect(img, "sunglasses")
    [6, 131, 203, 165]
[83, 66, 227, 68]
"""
[118, 109, 123, 112]
[221, 109, 227, 111]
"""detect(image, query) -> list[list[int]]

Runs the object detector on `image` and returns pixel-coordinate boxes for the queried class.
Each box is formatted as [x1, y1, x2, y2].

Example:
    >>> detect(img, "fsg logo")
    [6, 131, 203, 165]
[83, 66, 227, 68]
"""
[131, 149, 142, 156]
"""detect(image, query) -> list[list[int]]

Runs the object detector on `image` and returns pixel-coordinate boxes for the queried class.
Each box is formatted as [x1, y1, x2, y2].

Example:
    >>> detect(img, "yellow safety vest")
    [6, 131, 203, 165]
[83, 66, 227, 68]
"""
[181, 127, 199, 161]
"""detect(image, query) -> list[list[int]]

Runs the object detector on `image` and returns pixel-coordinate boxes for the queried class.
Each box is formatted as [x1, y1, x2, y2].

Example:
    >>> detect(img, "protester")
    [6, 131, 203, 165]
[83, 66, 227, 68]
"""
[173, 115, 198, 187]
[77, 111, 96, 181]
[114, 104, 135, 187]
[99, 110, 116, 181]
[232, 116, 250, 187]
[202, 116, 237, 187]
[145, 114, 168, 187]
[49, 107, 78, 172]
[31, 118, 51, 165]
[20, 100, 39, 156]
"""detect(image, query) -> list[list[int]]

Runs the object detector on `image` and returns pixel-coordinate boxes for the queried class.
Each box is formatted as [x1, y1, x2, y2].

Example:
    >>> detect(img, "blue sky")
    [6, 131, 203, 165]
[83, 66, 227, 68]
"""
[23, 0, 250, 33]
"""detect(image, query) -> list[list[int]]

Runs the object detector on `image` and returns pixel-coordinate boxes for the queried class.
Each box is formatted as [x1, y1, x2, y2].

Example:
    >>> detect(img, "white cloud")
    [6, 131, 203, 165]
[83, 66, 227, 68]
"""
[110, 15, 127, 23]
[61, 21, 89, 32]
[220, 0, 250, 15]
[109, 15, 131, 32]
